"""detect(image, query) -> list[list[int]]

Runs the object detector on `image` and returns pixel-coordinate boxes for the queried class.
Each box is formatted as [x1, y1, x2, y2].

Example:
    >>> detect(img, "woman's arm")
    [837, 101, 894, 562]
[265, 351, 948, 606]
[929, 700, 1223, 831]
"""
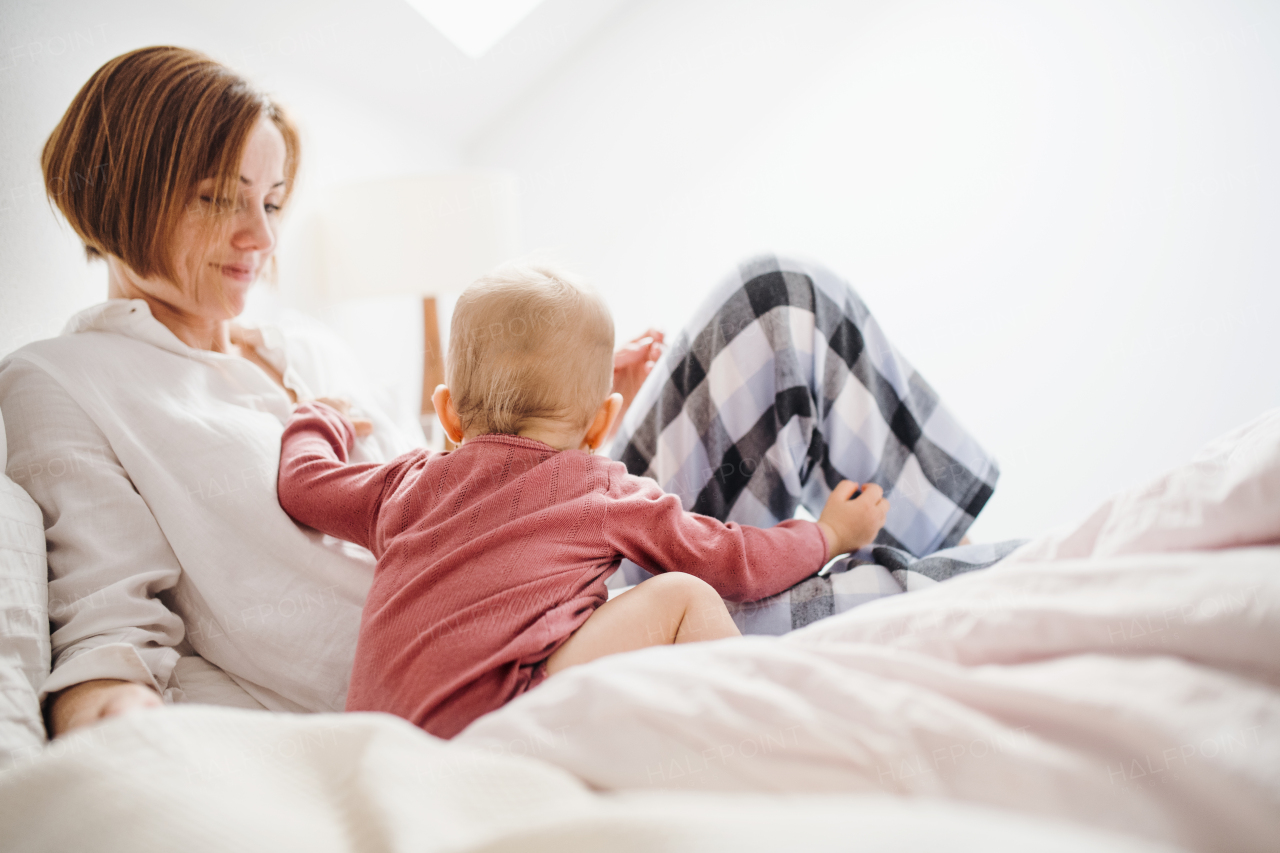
[46, 679, 162, 736]
[0, 359, 181, 735]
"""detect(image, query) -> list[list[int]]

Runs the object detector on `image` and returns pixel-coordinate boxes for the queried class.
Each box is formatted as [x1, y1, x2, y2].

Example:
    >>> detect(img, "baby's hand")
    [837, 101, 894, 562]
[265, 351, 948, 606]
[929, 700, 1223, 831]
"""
[816, 480, 890, 560]
[307, 397, 374, 438]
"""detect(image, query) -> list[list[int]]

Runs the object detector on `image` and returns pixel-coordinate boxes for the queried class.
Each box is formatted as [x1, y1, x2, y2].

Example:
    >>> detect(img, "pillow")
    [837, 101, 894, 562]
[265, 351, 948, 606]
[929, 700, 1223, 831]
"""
[1011, 407, 1280, 562]
[0, 409, 51, 765]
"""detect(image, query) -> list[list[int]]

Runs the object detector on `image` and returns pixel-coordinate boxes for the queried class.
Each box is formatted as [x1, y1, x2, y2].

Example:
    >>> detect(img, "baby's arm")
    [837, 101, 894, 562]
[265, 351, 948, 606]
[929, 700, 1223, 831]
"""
[277, 401, 407, 551]
[542, 478, 890, 675]
[544, 573, 739, 676]
[311, 397, 374, 437]
[816, 481, 890, 559]
[604, 468, 887, 601]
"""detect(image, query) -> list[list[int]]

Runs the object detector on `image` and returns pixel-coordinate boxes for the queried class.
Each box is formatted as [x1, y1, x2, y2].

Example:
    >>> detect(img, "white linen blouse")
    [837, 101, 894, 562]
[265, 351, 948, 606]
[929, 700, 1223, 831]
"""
[0, 299, 417, 713]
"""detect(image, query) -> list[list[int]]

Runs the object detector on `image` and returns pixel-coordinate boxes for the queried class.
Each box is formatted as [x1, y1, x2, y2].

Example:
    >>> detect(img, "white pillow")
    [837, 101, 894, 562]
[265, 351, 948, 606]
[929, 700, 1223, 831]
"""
[1011, 407, 1280, 562]
[0, 409, 51, 765]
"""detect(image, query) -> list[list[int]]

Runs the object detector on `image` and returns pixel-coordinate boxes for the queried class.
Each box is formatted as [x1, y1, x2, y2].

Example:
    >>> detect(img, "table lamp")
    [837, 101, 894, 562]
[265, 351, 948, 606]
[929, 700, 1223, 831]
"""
[315, 172, 522, 440]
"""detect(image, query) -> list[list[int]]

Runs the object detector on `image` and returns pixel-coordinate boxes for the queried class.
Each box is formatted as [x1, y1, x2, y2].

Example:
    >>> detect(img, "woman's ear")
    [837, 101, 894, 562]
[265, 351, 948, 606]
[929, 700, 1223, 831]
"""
[583, 393, 624, 452]
[431, 385, 466, 445]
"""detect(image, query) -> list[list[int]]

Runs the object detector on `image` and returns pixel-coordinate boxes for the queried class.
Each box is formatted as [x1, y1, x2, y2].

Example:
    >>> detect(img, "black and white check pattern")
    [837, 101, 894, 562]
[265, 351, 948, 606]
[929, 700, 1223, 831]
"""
[729, 540, 1026, 635]
[606, 255, 1004, 631]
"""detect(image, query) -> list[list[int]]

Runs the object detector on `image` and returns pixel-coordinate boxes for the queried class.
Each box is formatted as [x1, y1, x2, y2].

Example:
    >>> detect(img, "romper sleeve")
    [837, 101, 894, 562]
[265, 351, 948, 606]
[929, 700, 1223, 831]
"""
[277, 401, 424, 554]
[0, 358, 184, 703]
[602, 463, 831, 602]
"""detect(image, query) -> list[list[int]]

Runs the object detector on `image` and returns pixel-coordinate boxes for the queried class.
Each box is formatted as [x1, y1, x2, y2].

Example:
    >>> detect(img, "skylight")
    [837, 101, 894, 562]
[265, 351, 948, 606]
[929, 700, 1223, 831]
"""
[404, 0, 548, 59]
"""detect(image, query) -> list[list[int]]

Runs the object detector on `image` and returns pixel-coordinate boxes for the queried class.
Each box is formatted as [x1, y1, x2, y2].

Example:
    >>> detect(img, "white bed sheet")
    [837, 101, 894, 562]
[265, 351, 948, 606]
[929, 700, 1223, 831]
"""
[0, 705, 1178, 853]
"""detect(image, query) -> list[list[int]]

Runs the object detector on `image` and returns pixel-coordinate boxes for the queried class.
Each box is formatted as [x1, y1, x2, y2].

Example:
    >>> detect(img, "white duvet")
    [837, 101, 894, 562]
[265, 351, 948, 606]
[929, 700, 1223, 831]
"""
[459, 546, 1278, 852]
[0, 706, 1176, 853]
[1, 410, 1277, 852]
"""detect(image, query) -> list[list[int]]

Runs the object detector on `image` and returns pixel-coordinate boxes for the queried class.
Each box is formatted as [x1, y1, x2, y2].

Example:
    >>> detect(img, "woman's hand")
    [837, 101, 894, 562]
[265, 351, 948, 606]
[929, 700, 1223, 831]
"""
[47, 678, 163, 738]
[611, 329, 665, 439]
[816, 481, 890, 560]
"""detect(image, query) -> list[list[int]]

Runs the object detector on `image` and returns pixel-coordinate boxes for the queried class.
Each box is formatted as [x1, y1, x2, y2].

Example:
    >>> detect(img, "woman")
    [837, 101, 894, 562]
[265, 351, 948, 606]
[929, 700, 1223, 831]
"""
[1, 47, 998, 738]
[2, 46, 420, 735]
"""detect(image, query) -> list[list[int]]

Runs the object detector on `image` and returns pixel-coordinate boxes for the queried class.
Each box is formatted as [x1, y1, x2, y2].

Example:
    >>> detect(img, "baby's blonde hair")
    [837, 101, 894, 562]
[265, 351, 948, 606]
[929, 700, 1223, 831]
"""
[447, 262, 615, 437]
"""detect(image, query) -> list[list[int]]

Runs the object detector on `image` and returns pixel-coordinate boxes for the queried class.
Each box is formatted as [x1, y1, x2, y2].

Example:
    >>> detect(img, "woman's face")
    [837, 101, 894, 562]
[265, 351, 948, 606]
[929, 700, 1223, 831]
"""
[164, 116, 287, 320]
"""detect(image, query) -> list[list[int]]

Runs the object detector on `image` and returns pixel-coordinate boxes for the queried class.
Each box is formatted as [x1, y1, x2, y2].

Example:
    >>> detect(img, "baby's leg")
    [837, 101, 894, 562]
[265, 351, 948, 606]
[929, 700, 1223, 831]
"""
[544, 573, 740, 676]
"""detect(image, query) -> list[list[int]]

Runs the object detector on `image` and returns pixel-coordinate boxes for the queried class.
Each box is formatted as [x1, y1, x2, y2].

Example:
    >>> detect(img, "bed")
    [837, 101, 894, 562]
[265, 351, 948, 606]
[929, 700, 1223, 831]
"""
[1, 408, 1276, 852]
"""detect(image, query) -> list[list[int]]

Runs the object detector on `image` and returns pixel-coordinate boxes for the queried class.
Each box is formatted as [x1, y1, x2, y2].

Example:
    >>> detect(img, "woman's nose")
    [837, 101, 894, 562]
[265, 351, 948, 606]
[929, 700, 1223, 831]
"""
[232, 202, 276, 254]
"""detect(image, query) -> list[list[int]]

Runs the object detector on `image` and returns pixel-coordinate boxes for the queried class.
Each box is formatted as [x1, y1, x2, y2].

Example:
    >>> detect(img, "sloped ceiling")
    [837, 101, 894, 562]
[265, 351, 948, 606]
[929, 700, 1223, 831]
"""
[243, 0, 635, 151]
[22, 0, 634, 154]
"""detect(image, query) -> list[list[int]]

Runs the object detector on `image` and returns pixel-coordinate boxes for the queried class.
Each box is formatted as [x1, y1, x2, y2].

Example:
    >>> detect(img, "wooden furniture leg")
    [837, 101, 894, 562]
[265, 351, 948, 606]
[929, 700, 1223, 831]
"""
[420, 296, 455, 449]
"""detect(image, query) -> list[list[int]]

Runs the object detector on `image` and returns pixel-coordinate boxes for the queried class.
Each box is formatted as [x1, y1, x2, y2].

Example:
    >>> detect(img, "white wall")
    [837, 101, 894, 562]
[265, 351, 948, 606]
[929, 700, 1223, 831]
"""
[466, 0, 1280, 540]
[4, 0, 1278, 543]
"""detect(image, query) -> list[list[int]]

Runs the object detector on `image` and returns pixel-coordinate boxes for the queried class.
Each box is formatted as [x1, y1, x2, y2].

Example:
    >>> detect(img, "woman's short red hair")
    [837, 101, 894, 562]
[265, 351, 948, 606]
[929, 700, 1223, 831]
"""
[41, 46, 300, 283]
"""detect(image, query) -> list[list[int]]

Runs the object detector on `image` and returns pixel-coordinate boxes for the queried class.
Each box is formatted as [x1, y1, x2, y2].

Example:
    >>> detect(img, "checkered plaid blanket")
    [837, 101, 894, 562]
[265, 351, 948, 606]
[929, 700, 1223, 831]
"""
[607, 254, 1007, 633]
[727, 540, 1027, 635]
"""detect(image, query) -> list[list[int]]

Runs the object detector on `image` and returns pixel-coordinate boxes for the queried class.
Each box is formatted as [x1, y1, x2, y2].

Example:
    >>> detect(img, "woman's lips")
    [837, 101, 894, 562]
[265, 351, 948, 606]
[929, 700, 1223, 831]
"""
[219, 264, 256, 283]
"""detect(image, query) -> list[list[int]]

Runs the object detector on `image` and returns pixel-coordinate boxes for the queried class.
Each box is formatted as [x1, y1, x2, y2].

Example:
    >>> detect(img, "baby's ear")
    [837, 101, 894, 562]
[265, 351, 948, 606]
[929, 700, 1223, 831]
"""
[585, 393, 624, 452]
[431, 385, 466, 445]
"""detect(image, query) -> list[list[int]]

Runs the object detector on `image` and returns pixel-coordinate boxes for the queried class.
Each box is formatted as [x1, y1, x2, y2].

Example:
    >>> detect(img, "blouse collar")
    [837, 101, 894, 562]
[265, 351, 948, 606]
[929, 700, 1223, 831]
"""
[60, 299, 310, 398]
[62, 299, 193, 357]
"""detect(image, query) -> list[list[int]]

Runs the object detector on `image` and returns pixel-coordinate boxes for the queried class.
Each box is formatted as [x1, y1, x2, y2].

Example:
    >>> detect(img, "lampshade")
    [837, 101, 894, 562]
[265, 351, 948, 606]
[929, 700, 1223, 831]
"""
[316, 171, 522, 302]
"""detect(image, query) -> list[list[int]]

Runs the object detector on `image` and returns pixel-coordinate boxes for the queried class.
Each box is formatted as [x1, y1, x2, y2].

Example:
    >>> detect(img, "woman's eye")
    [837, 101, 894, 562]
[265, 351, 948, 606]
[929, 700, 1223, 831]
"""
[264, 203, 281, 214]
[196, 195, 230, 210]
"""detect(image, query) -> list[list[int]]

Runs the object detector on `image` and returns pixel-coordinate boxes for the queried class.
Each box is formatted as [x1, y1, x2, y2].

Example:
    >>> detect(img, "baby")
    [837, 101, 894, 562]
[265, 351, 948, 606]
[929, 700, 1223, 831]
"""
[277, 263, 888, 739]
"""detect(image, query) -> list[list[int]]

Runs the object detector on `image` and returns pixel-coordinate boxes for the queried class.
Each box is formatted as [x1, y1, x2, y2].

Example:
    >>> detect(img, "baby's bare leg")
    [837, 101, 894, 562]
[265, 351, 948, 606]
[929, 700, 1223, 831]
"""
[544, 573, 740, 676]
